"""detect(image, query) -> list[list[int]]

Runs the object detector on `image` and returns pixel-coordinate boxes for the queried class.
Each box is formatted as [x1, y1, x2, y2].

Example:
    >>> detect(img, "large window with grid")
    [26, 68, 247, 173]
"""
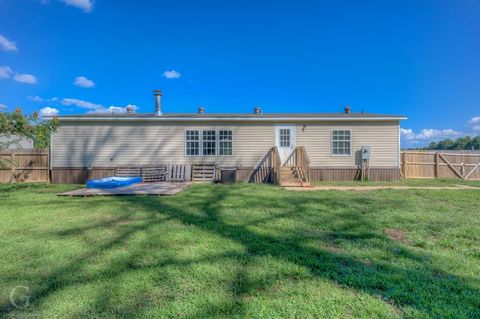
[185, 130, 200, 156]
[202, 130, 217, 155]
[279, 129, 291, 147]
[332, 130, 351, 156]
[185, 129, 233, 156]
[218, 130, 233, 155]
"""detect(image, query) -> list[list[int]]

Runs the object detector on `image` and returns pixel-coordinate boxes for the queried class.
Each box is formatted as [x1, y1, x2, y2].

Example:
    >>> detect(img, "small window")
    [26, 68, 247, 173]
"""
[279, 129, 291, 147]
[202, 130, 217, 156]
[186, 130, 199, 156]
[332, 130, 351, 155]
[218, 130, 233, 155]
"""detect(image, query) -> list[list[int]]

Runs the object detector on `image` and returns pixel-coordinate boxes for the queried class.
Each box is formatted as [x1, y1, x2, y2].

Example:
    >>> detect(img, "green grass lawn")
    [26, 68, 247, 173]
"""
[0, 183, 479, 318]
[312, 178, 480, 187]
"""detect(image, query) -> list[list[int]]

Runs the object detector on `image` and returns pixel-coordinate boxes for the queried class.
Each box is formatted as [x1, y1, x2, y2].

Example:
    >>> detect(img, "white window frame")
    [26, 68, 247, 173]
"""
[185, 130, 200, 156]
[331, 129, 352, 157]
[184, 128, 234, 157]
[218, 129, 233, 156]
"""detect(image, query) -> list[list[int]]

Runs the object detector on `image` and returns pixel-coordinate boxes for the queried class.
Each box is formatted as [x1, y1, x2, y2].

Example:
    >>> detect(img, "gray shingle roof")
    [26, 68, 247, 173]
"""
[55, 112, 406, 119]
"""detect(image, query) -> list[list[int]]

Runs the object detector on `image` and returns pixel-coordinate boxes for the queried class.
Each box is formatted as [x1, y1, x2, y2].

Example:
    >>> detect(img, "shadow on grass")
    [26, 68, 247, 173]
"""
[1, 184, 479, 317]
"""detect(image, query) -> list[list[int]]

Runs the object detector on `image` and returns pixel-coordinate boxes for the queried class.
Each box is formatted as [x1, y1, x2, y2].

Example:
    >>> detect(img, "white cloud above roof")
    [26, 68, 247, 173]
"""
[60, 0, 94, 12]
[0, 66, 13, 79]
[39, 107, 60, 117]
[73, 76, 95, 88]
[162, 70, 181, 79]
[61, 98, 138, 114]
[14, 73, 37, 84]
[28, 96, 59, 103]
[468, 116, 480, 131]
[0, 34, 18, 52]
[61, 98, 102, 110]
[89, 104, 139, 114]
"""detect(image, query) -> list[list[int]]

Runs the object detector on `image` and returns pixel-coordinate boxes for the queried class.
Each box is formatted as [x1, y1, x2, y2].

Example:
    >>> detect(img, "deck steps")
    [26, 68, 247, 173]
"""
[279, 166, 310, 187]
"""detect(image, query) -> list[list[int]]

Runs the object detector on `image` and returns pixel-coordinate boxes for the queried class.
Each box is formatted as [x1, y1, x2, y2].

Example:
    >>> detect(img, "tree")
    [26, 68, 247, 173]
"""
[0, 108, 58, 167]
[422, 135, 480, 150]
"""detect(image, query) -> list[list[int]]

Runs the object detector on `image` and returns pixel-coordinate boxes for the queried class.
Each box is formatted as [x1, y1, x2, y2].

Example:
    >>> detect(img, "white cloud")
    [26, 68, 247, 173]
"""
[0, 103, 7, 111]
[39, 107, 59, 117]
[401, 128, 465, 145]
[468, 116, 480, 131]
[0, 34, 18, 52]
[14, 73, 37, 84]
[60, 0, 94, 12]
[89, 104, 139, 114]
[28, 96, 44, 102]
[28, 96, 59, 103]
[73, 76, 95, 88]
[61, 98, 102, 110]
[0, 66, 13, 79]
[162, 70, 181, 79]
[61, 98, 138, 114]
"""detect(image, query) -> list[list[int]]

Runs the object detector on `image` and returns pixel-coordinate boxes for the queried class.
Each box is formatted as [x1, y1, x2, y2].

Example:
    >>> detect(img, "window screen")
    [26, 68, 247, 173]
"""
[218, 130, 233, 155]
[332, 130, 351, 155]
[185, 130, 199, 156]
[202, 130, 217, 156]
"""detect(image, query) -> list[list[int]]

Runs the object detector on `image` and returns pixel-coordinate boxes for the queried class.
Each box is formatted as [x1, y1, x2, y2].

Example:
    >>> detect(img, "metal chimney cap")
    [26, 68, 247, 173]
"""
[198, 106, 205, 114]
[153, 89, 163, 96]
[126, 106, 135, 114]
[254, 106, 262, 115]
[344, 105, 351, 114]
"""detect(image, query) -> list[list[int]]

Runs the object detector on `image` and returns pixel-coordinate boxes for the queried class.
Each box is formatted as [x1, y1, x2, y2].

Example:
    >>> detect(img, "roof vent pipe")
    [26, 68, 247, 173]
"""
[153, 90, 163, 115]
[198, 106, 205, 114]
[344, 105, 351, 114]
[126, 106, 134, 114]
[254, 106, 262, 115]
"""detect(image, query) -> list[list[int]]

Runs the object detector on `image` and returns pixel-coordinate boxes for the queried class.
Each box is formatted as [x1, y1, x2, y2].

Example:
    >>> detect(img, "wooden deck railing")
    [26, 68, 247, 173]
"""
[270, 146, 282, 185]
[295, 146, 310, 182]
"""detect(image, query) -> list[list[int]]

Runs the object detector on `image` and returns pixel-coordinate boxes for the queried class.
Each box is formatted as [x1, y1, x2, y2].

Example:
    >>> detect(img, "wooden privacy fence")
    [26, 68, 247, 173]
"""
[0, 149, 49, 183]
[402, 151, 480, 180]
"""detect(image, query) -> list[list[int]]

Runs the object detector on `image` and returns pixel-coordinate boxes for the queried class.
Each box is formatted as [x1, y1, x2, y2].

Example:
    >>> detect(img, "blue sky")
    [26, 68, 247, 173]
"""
[0, 0, 479, 147]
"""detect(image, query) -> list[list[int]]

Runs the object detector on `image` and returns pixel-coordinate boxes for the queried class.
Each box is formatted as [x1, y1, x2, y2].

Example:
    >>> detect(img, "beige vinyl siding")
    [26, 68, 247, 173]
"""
[51, 122, 274, 168]
[51, 120, 400, 168]
[296, 122, 400, 167]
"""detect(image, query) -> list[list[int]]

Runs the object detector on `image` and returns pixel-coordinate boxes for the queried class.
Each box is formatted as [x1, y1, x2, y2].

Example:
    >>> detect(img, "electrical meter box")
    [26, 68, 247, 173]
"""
[361, 146, 371, 160]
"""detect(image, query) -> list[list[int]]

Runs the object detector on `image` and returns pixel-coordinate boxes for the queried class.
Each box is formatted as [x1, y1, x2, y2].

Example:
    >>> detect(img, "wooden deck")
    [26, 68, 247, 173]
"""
[59, 182, 191, 197]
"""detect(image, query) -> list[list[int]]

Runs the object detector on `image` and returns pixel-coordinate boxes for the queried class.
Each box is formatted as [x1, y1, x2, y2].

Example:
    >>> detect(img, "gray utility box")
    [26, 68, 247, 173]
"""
[361, 146, 371, 160]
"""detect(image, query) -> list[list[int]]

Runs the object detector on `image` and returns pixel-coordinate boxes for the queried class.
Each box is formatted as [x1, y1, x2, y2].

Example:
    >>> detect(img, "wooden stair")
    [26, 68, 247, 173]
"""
[279, 166, 310, 187]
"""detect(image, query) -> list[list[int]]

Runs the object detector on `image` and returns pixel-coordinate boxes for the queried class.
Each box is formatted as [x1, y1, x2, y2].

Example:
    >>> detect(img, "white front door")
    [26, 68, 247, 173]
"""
[275, 125, 296, 165]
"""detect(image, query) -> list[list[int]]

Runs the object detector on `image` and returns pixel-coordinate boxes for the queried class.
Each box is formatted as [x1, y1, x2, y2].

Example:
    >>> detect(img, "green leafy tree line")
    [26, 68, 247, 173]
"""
[1, 108, 58, 169]
[0, 108, 58, 149]
[423, 135, 480, 150]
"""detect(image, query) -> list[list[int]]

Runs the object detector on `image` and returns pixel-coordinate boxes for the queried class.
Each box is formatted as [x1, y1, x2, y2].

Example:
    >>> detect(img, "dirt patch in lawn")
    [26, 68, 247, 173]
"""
[384, 228, 410, 244]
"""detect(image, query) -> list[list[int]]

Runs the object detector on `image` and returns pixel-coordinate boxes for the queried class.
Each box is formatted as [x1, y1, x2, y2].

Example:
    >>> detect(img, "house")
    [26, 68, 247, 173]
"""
[0, 135, 34, 150]
[49, 91, 406, 184]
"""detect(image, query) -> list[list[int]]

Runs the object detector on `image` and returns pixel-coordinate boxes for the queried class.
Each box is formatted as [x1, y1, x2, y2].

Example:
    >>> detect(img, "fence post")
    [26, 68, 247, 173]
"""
[402, 152, 407, 178]
[10, 152, 16, 182]
[435, 152, 439, 178]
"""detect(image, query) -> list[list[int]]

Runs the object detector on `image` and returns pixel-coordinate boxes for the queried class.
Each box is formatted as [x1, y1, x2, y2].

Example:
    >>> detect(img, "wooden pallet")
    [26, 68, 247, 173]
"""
[115, 167, 141, 177]
[192, 163, 216, 181]
[141, 166, 168, 183]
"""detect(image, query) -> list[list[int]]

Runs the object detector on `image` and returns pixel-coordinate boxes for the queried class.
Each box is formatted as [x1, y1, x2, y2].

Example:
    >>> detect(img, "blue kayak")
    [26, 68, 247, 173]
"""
[86, 176, 143, 189]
